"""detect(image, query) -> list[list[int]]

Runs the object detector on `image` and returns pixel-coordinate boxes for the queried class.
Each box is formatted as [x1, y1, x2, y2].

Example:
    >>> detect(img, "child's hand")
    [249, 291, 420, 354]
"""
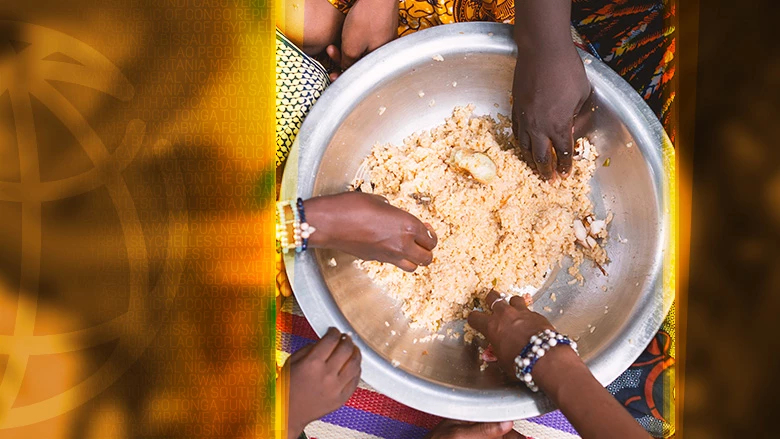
[305, 192, 438, 272]
[425, 419, 526, 439]
[326, 0, 398, 78]
[467, 290, 559, 380]
[512, 44, 591, 180]
[285, 328, 362, 439]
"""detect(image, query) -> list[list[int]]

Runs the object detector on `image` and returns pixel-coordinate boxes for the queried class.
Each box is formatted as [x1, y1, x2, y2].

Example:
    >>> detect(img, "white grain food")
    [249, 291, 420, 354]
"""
[357, 106, 608, 332]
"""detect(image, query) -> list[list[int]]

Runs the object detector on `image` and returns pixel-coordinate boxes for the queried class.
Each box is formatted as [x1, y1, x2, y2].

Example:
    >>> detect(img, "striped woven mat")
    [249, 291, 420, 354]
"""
[276, 296, 582, 439]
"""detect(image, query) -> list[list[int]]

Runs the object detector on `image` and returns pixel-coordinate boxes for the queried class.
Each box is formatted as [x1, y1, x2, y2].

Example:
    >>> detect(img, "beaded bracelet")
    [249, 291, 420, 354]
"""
[296, 198, 314, 252]
[276, 199, 317, 254]
[276, 200, 296, 253]
[514, 329, 578, 392]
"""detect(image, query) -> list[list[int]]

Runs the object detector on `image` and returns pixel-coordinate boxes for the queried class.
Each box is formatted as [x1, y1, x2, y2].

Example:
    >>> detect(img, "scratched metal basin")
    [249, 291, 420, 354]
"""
[281, 22, 674, 421]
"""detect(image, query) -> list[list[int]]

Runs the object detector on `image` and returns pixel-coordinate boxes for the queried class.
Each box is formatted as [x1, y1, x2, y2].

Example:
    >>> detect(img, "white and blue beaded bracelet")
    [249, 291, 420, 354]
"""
[514, 329, 579, 392]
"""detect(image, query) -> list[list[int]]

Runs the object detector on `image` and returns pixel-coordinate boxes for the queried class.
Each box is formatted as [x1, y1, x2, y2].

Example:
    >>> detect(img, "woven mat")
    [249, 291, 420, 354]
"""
[277, 296, 582, 439]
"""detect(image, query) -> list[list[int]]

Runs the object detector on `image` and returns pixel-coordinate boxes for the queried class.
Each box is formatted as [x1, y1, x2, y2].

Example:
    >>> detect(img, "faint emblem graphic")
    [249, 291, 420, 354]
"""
[0, 21, 186, 428]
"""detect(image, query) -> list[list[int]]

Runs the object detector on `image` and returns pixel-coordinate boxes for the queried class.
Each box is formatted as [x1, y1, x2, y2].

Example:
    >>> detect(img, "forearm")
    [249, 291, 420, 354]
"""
[278, 368, 305, 439]
[534, 348, 650, 439]
[514, 0, 573, 53]
[302, 197, 337, 248]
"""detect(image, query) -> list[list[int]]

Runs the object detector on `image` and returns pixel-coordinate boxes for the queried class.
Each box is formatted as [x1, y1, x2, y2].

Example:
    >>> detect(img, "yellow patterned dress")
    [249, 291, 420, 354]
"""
[328, 0, 516, 36]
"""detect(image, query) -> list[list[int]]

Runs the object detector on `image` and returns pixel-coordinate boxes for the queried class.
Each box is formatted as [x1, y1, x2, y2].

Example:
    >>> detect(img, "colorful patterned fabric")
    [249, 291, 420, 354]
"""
[607, 305, 675, 438]
[276, 29, 330, 169]
[277, 297, 584, 439]
[570, 0, 677, 143]
[326, 0, 355, 14]
[275, 1, 677, 436]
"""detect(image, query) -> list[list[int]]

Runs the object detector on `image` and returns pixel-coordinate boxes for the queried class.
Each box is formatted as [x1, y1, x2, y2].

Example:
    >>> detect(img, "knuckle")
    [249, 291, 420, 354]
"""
[553, 117, 572, 133]
[527, 113, 553, 131]
[343, 45, 362, 59]
[402, 222, 417, 234]
[556, 143, 573, 156]
[526, 119, 544, 133]
[323, 372, 338, 385]
[380, 248, 396, 260]
[392, 242, 408, 257]
[533, 150, 550, 164]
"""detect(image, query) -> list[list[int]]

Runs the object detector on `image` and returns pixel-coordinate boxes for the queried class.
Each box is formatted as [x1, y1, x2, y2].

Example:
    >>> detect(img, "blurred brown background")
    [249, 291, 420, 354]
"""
[682, 0, 780, 437]
[0, 1, 275, 438]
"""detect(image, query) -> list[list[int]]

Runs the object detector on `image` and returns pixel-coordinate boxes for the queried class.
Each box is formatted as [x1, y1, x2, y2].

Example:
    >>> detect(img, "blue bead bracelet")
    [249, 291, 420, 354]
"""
[514, 329, 578, 392]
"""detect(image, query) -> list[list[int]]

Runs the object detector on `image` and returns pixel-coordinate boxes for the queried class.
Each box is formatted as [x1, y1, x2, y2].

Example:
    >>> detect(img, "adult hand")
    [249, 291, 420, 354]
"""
[469, 291, 650, 439]
[426, 419, 526, 439]
[512, 0, 591, 180]
[305, 192, 438, 272]
[467, 290, 558, 379]
[512, 45, 590, 180]
[325, 0, 398, 80]
[284, 328, 361, 439]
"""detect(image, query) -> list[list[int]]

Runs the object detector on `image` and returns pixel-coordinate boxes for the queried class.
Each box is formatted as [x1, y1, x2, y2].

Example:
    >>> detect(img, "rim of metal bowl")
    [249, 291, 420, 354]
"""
[282, 22, 673, 421]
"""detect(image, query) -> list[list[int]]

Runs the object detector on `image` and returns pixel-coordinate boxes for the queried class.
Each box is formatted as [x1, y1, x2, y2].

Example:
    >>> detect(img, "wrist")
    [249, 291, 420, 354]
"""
[514, 0, 574, 54]
[281, 365, 307, 439]
[532, 345, 586, 394]
[302, 197, 334, 248]
[287, 418, 306, 439]
[515, 35, 577, 60]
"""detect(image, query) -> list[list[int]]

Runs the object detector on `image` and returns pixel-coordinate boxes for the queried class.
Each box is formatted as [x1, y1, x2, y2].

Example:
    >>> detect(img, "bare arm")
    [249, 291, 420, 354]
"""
[468, 291, 649, 439]
[534, 347, 650, 439]
[514, 0, 573, 52]
[511, 0, 590, 180]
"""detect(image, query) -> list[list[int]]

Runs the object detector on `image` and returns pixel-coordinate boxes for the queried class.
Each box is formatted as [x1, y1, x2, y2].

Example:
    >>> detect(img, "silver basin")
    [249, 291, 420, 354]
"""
[281, 22, 674, 421]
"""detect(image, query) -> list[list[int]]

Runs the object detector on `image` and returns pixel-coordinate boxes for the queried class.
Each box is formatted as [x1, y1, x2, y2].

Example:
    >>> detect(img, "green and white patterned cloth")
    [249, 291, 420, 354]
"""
[275, 29, 329, 168]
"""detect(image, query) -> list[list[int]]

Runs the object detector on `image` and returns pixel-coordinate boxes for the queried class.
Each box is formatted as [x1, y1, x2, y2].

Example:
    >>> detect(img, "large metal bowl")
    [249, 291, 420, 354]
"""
[281, 23, 674, 421]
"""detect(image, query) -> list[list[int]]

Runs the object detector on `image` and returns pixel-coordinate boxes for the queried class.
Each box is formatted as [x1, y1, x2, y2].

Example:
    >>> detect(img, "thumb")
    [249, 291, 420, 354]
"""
[326, 44, 341, 66]
[456, 421, 514, 439]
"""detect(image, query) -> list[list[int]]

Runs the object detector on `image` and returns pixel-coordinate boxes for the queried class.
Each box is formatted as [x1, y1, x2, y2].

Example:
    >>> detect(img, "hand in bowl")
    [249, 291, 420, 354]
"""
[512, 46, 591, 180]
[467, 290, 558, 379]
[305, 192, 437, 272]
[468, 291, 651, 439]
[512, 0, 591, 180]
